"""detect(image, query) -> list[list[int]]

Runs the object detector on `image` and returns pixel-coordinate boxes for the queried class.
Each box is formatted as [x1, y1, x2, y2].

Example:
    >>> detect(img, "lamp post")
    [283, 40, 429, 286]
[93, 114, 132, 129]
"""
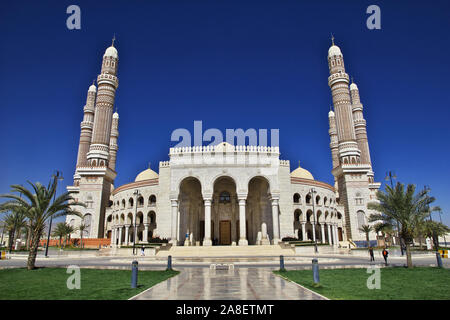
[310, 188, 318, 253]
[429, 207, 443, 268]
[385, 171, 404, 256]
[132, 190, 140, 255]
[45, 171, 63, 258]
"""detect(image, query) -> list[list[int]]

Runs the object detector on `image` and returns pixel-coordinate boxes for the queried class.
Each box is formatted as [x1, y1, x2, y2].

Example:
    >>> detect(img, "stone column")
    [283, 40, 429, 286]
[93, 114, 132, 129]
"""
[118, 226, 123, 247]
[111, 227, 116, 247]
[320, 223, 326, 243]
[334, 224, 339, 246]
[301, 222, 306, 241]
[203, 199, 212, 246]
[170, 200, 178, 245]
[124, 225, 130, 245]
[238, 198, 248, 246]
[143, 224, 149, 243]
[327, 223, 332, 245]
[271, 198, 280, 244]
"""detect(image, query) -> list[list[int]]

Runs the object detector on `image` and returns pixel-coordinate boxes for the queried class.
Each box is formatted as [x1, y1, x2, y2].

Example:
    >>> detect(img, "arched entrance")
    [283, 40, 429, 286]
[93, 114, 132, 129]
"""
[212, 176, 237, 245]
[247, 176, 272, 245]
[178, 177, 204, 245]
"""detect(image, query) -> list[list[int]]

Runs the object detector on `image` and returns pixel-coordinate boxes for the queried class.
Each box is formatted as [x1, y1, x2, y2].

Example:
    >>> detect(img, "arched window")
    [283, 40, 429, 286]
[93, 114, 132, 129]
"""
[128, 198, 134, 208]
[219, 191, 231, 203]
[149, 195, 156, 205]
[293, 193, 300, 203]
[137, 196, 144, 207]
[306, 194, 311, 204]
[122, 199, 126, 208]
[316, 195, 321, 205]
[357, 210, 366, 229]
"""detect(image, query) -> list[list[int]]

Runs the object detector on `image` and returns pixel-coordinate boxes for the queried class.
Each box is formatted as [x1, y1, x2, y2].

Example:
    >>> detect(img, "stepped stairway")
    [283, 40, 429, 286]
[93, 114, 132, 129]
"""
[156, 244, 295, 258]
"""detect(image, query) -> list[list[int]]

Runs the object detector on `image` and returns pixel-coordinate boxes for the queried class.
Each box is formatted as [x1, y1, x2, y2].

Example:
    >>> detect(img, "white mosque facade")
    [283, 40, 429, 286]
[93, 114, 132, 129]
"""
[66, 39, 381, 248]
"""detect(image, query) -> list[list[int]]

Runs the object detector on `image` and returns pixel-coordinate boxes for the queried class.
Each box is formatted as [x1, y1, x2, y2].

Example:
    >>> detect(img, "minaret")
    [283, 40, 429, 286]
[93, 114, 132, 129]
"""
[328, 108, 339, 169]
[350, 81, 372, 167]
[108, 111, 119, 171]
[327, 36, 361, 165]
[73, 82, 97, 185]
[87, 39, 119, 167]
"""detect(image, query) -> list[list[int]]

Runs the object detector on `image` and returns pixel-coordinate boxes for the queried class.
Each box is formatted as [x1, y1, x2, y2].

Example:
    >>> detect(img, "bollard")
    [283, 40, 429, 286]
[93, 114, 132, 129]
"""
[279, 255, 285, 271]
[131, 260, 138, 288]
[436, 252, 443, 268]
[312, 259, 320, 284]
[167, 255, 172, 271]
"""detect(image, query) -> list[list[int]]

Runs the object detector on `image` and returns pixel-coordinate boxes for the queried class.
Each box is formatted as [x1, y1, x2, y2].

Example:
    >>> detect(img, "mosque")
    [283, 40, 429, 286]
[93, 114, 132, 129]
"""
[66, 38, 381, 248]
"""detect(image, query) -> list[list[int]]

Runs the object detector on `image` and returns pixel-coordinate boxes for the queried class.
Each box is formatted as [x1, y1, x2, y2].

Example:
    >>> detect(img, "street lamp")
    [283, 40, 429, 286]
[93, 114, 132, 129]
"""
[385, 171, 404, 256]
[309, 188, 318, 253]
[45, 171, 64, 258]
[132, 189, 140, 255]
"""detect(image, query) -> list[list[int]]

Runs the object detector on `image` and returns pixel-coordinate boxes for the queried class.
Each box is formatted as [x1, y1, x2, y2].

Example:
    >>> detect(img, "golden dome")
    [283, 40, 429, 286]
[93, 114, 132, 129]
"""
[135, 168, 158, 182]
[291, 163, 314, 180]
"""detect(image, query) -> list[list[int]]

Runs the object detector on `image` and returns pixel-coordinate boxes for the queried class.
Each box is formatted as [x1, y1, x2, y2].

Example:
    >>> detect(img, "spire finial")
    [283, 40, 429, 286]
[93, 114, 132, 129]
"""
[298, 160, 301, 168]
[351, 76, 354, 84]
[331, 33, 335, 46]
[112, 34, 116, 47]
[148, 162, 151, 169]
[92, 79, 95, 86]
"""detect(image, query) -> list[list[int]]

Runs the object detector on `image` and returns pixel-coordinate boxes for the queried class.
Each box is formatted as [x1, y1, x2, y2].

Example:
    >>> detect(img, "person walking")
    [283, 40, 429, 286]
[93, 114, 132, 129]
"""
[369, 247, 375, 262]
[382, 247, 389, 266]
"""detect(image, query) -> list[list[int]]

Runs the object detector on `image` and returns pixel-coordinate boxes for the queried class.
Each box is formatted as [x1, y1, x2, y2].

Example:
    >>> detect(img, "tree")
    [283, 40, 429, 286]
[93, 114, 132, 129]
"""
[0, 175, 84, 270]
[368, 182, 437, 268]
[422, 220, 450, 249]
[78, 222, 88, 248]
[52, 222, 68, 248]
[359, 225, 373, 248]
[0, 209, 27, 252]
[64, 224, 75, 247]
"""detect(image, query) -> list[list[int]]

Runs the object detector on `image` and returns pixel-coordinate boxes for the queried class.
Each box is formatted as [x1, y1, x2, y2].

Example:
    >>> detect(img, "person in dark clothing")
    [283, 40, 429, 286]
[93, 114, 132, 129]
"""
[382, 248, 389, 265]
[369, 247, 375, 262]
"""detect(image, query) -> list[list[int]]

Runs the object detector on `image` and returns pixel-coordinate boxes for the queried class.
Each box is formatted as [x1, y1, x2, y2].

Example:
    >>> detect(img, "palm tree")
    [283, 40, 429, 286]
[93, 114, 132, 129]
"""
[423, 220, 450, 249]
[52, 222, 68, 248]
[64, 224, 75, 247]
[359, 225, 373, 248]
[368, 182, 437, 268]
[0, 209, 27, 252]
[0, 175, 84, 270]
[78, 223, 88, 248]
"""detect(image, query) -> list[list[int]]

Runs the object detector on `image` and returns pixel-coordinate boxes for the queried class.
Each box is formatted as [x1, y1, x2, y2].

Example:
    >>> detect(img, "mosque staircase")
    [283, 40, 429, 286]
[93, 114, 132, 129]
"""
[156, 244, 295, 258]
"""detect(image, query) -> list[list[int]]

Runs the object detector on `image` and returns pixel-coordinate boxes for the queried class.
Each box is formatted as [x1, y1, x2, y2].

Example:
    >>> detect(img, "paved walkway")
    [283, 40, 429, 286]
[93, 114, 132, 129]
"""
[131, 267, 326, 300]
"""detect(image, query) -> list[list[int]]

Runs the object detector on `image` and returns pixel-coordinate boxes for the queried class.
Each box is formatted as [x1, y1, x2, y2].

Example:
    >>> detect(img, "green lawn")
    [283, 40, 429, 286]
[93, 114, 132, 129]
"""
[0, 267, 179, 300]
[275, 267, 450, 300]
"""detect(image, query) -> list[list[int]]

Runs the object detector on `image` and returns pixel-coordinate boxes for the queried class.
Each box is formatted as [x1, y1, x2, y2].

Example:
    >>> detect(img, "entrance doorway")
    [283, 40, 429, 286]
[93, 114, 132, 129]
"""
[219, 221, 231, 245]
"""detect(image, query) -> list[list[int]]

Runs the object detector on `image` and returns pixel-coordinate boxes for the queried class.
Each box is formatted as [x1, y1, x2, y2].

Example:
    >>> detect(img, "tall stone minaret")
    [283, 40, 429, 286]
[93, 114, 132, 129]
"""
[74, 82, 97, 185]
[350, 81, 373, 181]
[67, 39, 120, 240]
[327, 37, 380, 242]
[108, 111, 119, 171]
[327, 37, 361, 165]
[87, 39, 119, 167]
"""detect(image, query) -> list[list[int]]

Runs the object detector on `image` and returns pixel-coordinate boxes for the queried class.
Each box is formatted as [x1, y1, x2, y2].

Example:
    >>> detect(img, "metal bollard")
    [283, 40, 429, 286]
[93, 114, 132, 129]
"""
[436, 251, 443, 268]
[167, 255, 172, 270]
[312, 259, 320, 284]
[280, 255, 285, 271]
[131, 260, 138, 288]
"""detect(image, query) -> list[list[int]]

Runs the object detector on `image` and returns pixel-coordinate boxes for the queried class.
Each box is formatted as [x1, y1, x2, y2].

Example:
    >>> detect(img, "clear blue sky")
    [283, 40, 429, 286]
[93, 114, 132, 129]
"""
[0, 0, 449, 225]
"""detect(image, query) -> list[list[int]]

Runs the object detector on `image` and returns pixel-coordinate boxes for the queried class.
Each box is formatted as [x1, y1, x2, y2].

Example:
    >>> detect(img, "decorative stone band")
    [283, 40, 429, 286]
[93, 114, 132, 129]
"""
[97, 74, 119, 88]
[328, 72, 349, 87]
[87, 143, 110, 160]
[170, 145, 280, 155]
[290, 177, 335, 192]
[338, 141, 360, 157]
[159, 161, 170, 167]
[111, 178, 159, 195]
[80, 121, 93, 129]
[279, 159, 290, 166]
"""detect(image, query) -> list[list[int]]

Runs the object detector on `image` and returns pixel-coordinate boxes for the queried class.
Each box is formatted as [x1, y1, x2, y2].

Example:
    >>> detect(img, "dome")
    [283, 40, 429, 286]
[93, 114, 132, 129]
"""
[135, 168, 158, 182]
[350, 83, 358, 91]
[291, 165, 314, 180]
[113, 112, 119, 119]
[328, 45, 342, 57]
[214, 142, 235, 152]
[88, 84, 96, 92]
[104, 46, 118, 59]
[328, 110, 335, 117]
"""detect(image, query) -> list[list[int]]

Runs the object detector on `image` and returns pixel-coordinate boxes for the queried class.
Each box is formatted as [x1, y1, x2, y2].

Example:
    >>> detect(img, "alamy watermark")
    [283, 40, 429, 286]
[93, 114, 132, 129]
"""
[66, 5, 81, 30]
[66, 265, 81, 289]
[366, 5, 381, 30]
[366, 266, 381, 289]
[171, 121, 279, 148]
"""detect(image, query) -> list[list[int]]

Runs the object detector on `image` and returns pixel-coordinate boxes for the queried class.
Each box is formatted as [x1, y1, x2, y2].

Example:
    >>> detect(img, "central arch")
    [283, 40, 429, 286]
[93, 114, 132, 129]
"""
[178, 177, 204, 245]
[212, 176, 238, 245]
[247, 176, 272, 245]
